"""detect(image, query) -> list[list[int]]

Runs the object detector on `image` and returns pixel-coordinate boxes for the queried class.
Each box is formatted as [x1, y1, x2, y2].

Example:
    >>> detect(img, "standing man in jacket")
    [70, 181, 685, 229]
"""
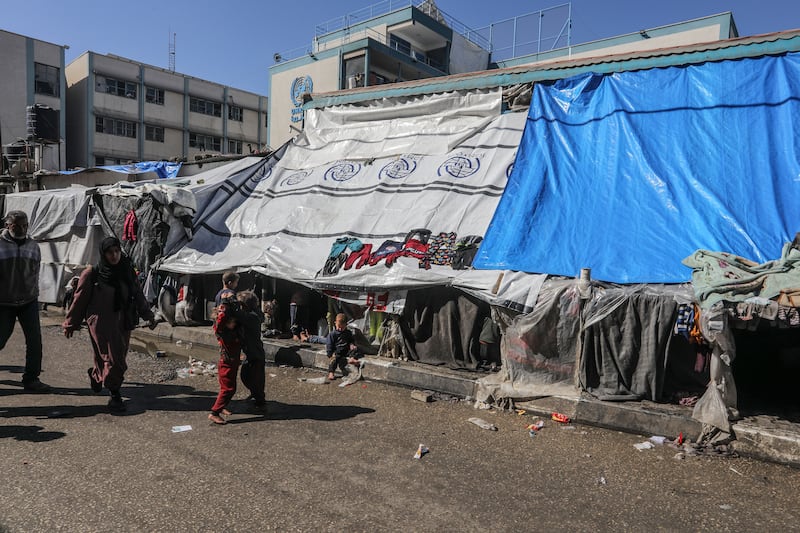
[0, 211, 49, 392]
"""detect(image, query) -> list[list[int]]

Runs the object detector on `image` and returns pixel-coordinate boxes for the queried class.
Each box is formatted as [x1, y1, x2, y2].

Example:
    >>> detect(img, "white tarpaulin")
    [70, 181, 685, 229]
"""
[159, 98, 544, 307]
[5, 186, 103, 303]
[280, 89, 502, 170]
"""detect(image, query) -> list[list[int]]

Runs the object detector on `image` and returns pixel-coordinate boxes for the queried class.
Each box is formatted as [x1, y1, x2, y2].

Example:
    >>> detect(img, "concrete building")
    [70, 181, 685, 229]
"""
[66, 52, 268, 169]
[268, 0, 490, 147]
[270, 2, 738, 147]
[0, 29, 67, 179]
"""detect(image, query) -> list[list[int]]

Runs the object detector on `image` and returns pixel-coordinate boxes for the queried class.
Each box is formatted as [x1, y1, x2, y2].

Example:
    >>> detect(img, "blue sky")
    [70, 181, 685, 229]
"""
[2, 0, 798, 96]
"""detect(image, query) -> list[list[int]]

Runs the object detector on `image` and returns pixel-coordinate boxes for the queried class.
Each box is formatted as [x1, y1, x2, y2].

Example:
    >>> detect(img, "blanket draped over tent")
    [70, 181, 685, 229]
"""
[474, 52, 800, 283]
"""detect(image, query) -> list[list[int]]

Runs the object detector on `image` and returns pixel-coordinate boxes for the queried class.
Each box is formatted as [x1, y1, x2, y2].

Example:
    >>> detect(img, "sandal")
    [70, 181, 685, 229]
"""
[208, 412, 227, 425]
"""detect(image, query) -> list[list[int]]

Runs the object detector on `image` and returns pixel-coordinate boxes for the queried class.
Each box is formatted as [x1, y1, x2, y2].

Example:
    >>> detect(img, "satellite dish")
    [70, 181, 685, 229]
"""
[273, 53, 282, 63]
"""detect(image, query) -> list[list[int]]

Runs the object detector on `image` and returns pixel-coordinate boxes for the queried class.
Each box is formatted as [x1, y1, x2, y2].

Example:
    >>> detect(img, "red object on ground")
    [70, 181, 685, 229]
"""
[551, 412, 570, 424]
[677, 432, 685, 445]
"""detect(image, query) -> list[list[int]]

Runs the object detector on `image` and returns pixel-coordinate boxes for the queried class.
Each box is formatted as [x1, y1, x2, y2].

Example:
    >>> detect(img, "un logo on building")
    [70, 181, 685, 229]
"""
[379, 157, 417, 180]
[324, 162, 362, 182]
[280, 171, 310, 187]
[290, 75, 313, 107]
[437, 156, 481, 179]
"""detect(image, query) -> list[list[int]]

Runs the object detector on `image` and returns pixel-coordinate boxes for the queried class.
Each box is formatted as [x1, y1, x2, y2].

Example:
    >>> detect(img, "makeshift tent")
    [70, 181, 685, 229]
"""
[4, 186, 103, 303]
[471, 50, 800, 439]
[158, 89, 547, 367]
[474, 52, 800, 284]
[159, 90, 546, 304]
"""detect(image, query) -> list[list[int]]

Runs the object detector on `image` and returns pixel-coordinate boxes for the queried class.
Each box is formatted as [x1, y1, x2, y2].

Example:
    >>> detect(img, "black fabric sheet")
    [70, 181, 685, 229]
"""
[401, 287, 486, 369]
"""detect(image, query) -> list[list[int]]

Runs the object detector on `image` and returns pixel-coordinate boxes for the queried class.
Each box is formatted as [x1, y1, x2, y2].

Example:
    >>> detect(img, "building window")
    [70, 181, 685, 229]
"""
[95, 116, 137, 138]
[228, 139, 242, 154]
[97, 76, 137, 99]
[96, 156, 123, 166]
[145, 86, 164, 105]
[389, 35, 412, 56]
[189, 132, 221, 151]
[190, 97, 221, 117]
[34, 63, 60, 97]
[145, 125, 164, 142]
[228, 105, 243, 122]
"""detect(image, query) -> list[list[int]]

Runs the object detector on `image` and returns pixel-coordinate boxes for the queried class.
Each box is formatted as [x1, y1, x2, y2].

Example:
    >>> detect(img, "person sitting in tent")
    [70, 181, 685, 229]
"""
[477, 314, 501, 372]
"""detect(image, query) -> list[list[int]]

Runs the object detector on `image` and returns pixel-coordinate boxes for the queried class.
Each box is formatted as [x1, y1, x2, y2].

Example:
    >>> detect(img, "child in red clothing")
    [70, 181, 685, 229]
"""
[208, 298, 243, 425]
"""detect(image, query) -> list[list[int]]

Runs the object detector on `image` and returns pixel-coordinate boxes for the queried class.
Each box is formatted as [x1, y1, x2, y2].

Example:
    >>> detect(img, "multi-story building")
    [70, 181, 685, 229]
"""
[66, 52, 268, 169]
[270, 1, 740, 149]
[0, 29, 67, 178]
[268, 0, 490, 147]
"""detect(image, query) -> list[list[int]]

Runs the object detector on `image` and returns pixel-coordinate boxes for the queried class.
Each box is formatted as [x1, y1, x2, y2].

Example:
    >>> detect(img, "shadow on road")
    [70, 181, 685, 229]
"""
[264, 400, 374, 421]
[0, 424, 66, 442]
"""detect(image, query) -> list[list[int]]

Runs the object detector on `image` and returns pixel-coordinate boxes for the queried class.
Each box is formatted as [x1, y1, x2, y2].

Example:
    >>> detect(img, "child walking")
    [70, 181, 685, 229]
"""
[209, 296, 243, 425]
[237, 290, 267, 411]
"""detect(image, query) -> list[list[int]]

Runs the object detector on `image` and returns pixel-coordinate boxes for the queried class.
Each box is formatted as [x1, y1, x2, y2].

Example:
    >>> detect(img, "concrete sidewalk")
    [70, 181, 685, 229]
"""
[42, 311, 800, 466]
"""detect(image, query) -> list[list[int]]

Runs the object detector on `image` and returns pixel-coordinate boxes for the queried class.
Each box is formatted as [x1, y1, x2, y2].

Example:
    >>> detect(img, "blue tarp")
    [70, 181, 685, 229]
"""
[474, 52, 800, 283]
[60, 161, 181, 179]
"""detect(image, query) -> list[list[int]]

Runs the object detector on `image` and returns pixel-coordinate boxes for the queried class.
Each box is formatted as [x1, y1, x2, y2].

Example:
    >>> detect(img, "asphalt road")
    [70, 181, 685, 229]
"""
[1, 322, 799, 532]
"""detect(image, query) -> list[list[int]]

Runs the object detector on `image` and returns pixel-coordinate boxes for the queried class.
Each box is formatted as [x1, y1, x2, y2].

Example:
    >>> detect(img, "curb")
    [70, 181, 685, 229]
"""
[120, 321, 800, 467]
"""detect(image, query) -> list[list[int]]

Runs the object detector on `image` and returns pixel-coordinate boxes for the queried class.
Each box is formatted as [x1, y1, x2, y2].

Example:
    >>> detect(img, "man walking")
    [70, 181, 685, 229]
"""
[0, 211, 49, 392]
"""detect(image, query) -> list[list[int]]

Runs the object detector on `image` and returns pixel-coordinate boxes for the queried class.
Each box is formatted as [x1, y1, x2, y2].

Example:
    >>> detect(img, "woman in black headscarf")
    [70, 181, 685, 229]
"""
[63, 237, 156, 412]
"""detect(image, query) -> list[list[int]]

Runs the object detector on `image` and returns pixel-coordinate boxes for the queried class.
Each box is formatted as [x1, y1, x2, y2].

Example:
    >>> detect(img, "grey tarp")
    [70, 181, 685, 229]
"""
[400, 286, 485, 369]
[580, 285, 694, 401]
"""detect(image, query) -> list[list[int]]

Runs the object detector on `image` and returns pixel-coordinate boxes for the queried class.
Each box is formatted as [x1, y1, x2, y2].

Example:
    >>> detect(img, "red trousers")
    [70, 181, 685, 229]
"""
[211, 356, 240, 413]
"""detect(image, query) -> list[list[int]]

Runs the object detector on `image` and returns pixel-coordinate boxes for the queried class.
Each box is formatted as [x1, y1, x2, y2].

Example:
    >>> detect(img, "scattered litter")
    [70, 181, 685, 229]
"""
[551, 412, 570, 424]
[528, 430, 537, 438]
[583, 454, 592, 458]
[729, 467, 744, 476]
[413, 444, 429, 459]
[155, 350, 166, 358]
[719, 504, 733, 511]
[527, 421, 545, 432]
[597, 476, 607, 485]
[298, 376, 329, 385]
[468, 417, 498, 431]
[560, 425, 576, 430]
[516, 409, 527, 416]
[176, 357, 218, 377]
[171, 425, 192, 433]
[634, 441, 655, 451]
[269, 373, 277, 378]
[676, 432, 685, 445]
[473, 400, 492, 410]
[649, 436, 667, 445]
[339, 362, 364, 387]
[175, 340, 193, 350]
[674, 452, 685, 460]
